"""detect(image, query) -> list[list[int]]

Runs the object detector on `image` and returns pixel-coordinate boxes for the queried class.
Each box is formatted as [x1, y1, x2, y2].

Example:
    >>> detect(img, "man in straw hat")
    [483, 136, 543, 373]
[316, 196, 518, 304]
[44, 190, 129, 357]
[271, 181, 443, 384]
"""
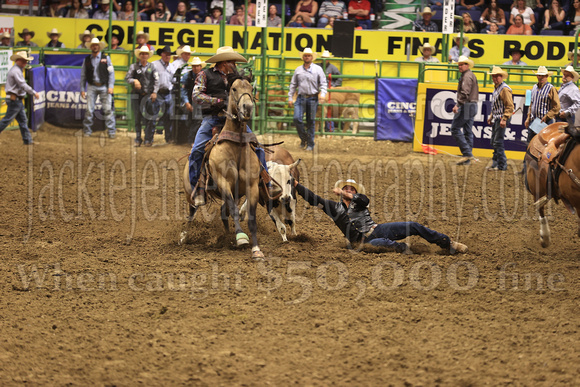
[151, 45, 175, 144]
[557, 66, 580, 127]
[0, 51, 39, 144]
[168, 45, 192, 75]
[288, 47, 328, 151]
[502, 48, 527, 66]
[179, 57, 206, 144]
[413, 7, 438, 32]
[126, 46, 159, 147]
[80, 38, 116, 138]
[449, 33, 470, 63]
[0, 32, 11, 47]
[452, 55, 479, 165]
[15, 28, 38, 47]
[93, 0, 118, 20]
[525, 66, 560, 143]
[318, 50, 342, 87]
[46, 28, 65, 48]
[78, 30, 94, 49]
[415, 42, 439, 63]
[135, 30, 154, 52]
[486, 66, 513, 171]
[293, 178, 468, 254]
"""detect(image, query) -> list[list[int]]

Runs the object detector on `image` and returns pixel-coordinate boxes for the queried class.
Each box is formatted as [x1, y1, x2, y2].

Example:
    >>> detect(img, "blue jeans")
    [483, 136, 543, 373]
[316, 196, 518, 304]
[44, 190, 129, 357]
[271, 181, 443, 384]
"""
[450, 102, 477, 157]
[365, 222, 451, 252]
[0, 98, 32, 143]
[153, 93, 173, 142]
[83, 84, 115, 136]
[293, 95, 318, 147]
[132, 93, 158, 143]
[490, 119, 508, 170]
[187, 115, 267, 187]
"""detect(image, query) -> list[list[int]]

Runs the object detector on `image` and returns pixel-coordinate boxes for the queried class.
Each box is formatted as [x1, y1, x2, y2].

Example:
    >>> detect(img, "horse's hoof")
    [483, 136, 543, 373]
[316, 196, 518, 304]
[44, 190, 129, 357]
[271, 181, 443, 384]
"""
[236, 233, 250, 246]
[178, 231, 188, 245]
[252, 250, 265, 260]
[540, 238, 551, 248]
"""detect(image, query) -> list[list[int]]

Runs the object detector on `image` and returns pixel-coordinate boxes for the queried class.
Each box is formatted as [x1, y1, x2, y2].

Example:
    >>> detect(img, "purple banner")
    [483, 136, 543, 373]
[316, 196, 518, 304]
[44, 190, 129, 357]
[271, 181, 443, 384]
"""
[375, 78, 417, 142]
[30, 66, 45, 131]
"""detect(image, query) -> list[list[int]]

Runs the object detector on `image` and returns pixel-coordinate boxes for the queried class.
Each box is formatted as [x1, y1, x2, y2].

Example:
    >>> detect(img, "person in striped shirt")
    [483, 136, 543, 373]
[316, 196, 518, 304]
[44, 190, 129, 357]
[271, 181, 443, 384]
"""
[486, 66, 514, 171]
[525, 66, 560, 143]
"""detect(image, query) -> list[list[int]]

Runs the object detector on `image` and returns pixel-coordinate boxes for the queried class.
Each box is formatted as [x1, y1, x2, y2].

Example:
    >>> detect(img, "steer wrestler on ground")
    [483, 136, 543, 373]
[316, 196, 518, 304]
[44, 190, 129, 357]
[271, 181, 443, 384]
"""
[293, 178, 468, 254]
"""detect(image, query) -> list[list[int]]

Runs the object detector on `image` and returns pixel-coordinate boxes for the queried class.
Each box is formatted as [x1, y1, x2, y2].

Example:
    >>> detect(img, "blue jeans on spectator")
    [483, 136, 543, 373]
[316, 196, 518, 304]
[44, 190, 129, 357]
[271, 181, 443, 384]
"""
[356, 19, 372, 29]
[0, 98, 32, 144]
[365, 222, 451, 251]
[451, 102, 477, 157]
[83, 84, 115, 136]
[293, 95, 318, 147]
[317, 16, 337, 27]
[132, 93, 158, 144]
[490, 119, 509, 170]
[153, 92, 173, 142]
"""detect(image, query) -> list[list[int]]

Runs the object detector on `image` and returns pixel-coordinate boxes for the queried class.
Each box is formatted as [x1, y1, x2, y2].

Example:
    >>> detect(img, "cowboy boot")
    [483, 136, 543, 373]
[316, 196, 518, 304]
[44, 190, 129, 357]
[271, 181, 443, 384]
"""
[192, 167, 207, 207]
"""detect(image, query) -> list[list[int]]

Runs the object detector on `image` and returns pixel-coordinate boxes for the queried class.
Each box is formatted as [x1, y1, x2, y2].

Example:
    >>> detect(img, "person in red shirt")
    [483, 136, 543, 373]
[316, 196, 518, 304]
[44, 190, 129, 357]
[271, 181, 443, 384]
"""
[348, 0, 372, 29]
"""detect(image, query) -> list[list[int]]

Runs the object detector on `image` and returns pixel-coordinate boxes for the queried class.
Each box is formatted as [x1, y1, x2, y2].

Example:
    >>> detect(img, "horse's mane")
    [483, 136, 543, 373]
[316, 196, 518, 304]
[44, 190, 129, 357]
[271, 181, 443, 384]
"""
[565, 125, 580, 142]
[226, 70, 253, 92]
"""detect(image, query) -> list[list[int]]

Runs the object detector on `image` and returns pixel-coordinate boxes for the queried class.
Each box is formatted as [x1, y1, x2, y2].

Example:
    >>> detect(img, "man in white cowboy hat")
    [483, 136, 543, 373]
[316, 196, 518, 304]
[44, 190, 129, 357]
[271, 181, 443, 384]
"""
[168, 45, 192, 76]
[151, 45, 175, 144]
[293, 178, 468, 254]
[0, 51, 39, 145]
[317, 50, 342, 87]
[502, 48, 527, 66]
[525, 66, 560, 143]
[413, 7, 438, 32]
[452, 55, 479, 165]
[179, 57, 206, 144]
[93, 0, 118, 20]
[135, 30, 154, 52]
[126, 46, 160, 147]
[46, 28, 65, 48]
[567, 50, 580, 67]
[0, 32, 11, 47]
[15, 28, 38, 47]
[288, 47, 328, 151]
[415, 42, 439, 63]
[77, 30, 94, 49]
[448, 34, 470, 63]
[558, 66, 580, 127]
[486, 66, 514, 171]
[80, 38, 116, 138]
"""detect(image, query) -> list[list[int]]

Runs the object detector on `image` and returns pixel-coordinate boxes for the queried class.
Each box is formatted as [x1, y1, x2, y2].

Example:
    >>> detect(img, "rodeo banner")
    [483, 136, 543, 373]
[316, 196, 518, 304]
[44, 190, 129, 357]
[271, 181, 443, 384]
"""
[30, 66, 45, 131]
[375, 78, 417, 141]
[413, 83, 530, 160]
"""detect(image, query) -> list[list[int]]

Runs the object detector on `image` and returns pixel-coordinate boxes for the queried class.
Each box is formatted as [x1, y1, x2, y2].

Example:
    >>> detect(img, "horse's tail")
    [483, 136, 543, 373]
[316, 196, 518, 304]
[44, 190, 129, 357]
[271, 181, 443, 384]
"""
[565, 125, 580, 142]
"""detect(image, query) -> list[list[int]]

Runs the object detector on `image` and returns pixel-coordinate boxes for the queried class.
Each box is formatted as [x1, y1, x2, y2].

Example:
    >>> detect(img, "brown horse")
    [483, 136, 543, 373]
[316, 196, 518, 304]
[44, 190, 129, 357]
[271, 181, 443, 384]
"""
[181, 73, 264, 259]
[525, 122, 580, 247]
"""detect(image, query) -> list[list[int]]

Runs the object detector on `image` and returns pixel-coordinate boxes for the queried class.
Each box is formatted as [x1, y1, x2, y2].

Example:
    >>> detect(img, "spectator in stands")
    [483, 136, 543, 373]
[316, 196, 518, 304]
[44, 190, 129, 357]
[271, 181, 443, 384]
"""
[567, 0, 580, 34]
[290, 15, 308, 27]
[229, 6, 252, 25]
[558, 66, 580, 126]
[80, 38, 116, 138]
[318, 50, 342, 87]
[0, 51, 39, 145]
[449, 34, 470, 62]
[568, 49, 580, 65]
[110, 34, 124, 50]
[126, 46, 160, 147]
[66, 0, 89, 18]
[173, 1, 200, 22]
[510, 0, 535, 28]
[456, 0, 484, 14]
[481, 0, 506, 33]
[507, 13, 534, 33]
[325, 16, 336, 28]
[46, 28, 65, 48]
[135, 30, 154, 52]
[415, 42, 440, 63]
[210, 0, 234, 18]
[15, 29, 38, 47]
[289, 0, 318, 25]
[487, 22, 500, 33]
[138, 0, 155, 20]
[169, 45, 192, 74]
[93, 0, 118, 19]
[503, 48, 527, 65]
[246, 0, 256, 20]
[40, 0, 67, 17]
[413, 7, 438, 32]
[118, 0, 140, 20]
[348, 0, 372, 29]
[78, 30, 94, 48]
[543, 0, 566, 29]
[151, 0, 171, 21]
[0, 32, 11, 47]
[205, 6, 223, 24]
[268, 4, 282, 26]
[317, 0, 347, 28]
[457, 12, 479, 32]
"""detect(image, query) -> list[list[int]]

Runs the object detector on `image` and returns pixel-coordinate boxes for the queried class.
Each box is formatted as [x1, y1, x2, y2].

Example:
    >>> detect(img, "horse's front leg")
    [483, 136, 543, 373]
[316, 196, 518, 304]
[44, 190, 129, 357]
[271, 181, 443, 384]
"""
[248, 185, 264, 260]
[224, 193, 249, 247]
[538, 205, 551, 248]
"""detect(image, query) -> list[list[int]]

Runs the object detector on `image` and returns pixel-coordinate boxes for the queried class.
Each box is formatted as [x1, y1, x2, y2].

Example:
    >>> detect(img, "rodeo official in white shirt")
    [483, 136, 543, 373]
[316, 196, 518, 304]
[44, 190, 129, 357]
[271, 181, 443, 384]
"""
[558, 66, 580, 127]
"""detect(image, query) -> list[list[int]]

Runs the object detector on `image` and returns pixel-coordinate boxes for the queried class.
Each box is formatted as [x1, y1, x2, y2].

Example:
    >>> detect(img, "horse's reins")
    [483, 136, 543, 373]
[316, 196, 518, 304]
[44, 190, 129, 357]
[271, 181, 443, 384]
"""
[222, 92, 254, 122]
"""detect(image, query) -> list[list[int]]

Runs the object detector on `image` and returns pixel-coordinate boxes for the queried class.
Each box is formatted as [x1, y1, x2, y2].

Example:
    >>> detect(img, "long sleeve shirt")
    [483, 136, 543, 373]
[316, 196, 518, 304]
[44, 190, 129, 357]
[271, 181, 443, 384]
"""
[125, 62, 159, 94]
[192, 67, 227, 105]
[323, 62, 342, 87]
[527, 84, 560, 122]
[5, 64, 36, 97]
[457, 69, 479, 105]
[152, 59, 173, 91]
[558, 81, 580, 118]
[318, 0, 346, 18]
[413, 19, 439, 32]
[80, 53, 115, 92]
[449, 46, 470, 62]
[288, 64, 328, 101]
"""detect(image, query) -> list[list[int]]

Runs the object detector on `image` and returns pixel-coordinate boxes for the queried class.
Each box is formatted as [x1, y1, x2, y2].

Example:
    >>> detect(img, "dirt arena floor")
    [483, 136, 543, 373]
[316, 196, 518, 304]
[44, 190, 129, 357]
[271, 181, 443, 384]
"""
[1, 124, 579, 385]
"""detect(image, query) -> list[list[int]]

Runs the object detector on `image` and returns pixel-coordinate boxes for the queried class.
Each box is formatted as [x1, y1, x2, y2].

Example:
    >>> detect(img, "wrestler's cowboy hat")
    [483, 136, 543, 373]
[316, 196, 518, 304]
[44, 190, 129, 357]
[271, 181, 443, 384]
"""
[533, 65, 553, 76]
[18, 28, 34, 38]
[561, 65, 580, 82]
[135, 45, 153, 57]
[89, 37, 107, 50]
[320, 50, 333, 58]
[46, 28, 62, 38]
[508, 47, 525, 57]
[419, 6, 436, 16]
[454, 33, 469, 43]
[419, 42, 436, 55]
[300, 47, 316, 60]
[335, 179, 366, 195]
[156, 45, 175, 55]
[176, 45, 193, 56]
[135, 30, 150, 41]
[189, 57, 206, 67]
[10, 51, 34, 62]
[79, 30, 94, 42]
[206, 46, 247, 63]
[488, 65, 508, 79]
[457, 55, 474, 68]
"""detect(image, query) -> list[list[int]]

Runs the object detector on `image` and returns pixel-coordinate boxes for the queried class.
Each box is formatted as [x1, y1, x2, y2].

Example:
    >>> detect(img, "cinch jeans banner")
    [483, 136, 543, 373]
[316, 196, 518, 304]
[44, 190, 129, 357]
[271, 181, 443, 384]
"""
[30, 66, 45, 131]
[375, 78, 417, 142]
[413, 83, 530, 160]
